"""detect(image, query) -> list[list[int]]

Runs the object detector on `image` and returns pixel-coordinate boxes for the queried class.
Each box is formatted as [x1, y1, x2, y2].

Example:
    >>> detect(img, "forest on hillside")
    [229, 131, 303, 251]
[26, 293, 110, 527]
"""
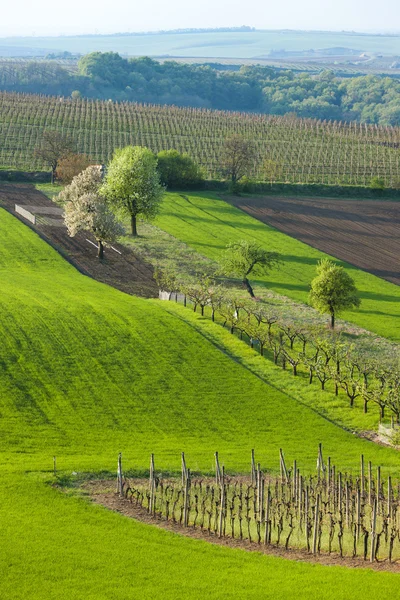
[1, 52, 399, 125]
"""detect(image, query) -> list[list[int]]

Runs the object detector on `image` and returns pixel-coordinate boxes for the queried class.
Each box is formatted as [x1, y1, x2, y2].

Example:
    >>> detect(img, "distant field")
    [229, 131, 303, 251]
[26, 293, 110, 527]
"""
[227, 194, 400, 286]
[1, 30, 400, 58]
[155, 192, 400, 342]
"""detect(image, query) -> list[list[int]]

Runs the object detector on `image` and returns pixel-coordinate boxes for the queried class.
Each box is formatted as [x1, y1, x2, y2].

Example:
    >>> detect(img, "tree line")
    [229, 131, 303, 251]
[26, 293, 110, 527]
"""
[1, 54, 399, 125]
[156, 259, 400, 426]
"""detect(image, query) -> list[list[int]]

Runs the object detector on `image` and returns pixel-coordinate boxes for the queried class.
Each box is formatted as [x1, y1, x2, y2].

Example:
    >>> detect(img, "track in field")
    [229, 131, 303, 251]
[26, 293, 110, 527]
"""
[0, 184, 158, 298]
[227, 195, 400, 286]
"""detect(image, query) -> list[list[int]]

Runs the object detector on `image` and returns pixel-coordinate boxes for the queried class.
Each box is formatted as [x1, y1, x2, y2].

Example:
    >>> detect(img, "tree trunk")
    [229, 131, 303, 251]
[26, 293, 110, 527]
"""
[97, 240, 104, 259]
[51, 167, 56, 185]
[243, 277, 255, 298]
[131, 213, 138, 236]
[330, 312, 335, 329]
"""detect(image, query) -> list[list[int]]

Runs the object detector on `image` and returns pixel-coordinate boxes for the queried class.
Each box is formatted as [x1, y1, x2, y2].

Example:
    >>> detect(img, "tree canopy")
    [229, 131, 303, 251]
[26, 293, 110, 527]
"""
[221, 240, 281, 297]
[59, 165, 123, 258]
[157, 150, 204, 189]
[101, 146, 164, 236]
[309, 259, 361, 328]
[1, 55, 399, 125]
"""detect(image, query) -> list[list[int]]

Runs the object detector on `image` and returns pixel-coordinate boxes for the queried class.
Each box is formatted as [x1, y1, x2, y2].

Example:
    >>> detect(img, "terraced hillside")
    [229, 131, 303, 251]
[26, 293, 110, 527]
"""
[2, 207, 400, 598]
[1, 91, 400, 185]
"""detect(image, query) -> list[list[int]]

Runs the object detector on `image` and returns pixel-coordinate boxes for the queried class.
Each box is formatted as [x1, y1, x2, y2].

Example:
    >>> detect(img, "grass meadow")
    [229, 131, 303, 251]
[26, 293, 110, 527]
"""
[1, 206, 400, 598]
[155, 192, 400, 342]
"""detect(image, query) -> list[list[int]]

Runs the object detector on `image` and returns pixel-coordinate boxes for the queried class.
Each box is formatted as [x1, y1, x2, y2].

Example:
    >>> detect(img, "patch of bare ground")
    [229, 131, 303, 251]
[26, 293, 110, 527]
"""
[226, 194, 400, 286]
[0, 183, 158, 298]
[81, 480, 400, 573]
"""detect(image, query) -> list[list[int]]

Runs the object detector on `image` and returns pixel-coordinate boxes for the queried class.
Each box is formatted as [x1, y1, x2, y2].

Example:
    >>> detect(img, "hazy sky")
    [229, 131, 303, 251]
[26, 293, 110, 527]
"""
[1, 0, 399, 37]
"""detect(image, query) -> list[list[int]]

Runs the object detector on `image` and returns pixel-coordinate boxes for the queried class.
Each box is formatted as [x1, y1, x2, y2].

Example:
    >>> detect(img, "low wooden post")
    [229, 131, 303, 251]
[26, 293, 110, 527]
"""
[218, 467, 225, 538]
[181, 452, 187, 486]
[368, 461, 372, 506]
[215, 452, 222, 486]
[264, 488, 271, 545]
[183, 469, 191, 527]
[251, 449, 256, 484]
[370, 497, 378, 562]
[360, 455, 365, 497]
[53, 456, 57, 476]
[279, 449, 289, 483]
[387, 476, 392, 518]
[149, 453, 155, 514]
[117, 452, 123, 497]
[312, 494, 320, 555]
[356, 486, 361, 543]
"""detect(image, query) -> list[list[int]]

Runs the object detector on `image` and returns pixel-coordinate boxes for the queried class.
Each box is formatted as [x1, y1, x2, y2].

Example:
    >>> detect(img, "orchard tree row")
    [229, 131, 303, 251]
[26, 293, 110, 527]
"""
[156, 256, 400, 426]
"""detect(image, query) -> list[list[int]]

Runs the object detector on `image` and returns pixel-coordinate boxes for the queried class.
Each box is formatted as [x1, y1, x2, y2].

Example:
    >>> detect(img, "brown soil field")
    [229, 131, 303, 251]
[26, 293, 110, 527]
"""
[226, 195, 400, 286]
[0, 184, 158, 298]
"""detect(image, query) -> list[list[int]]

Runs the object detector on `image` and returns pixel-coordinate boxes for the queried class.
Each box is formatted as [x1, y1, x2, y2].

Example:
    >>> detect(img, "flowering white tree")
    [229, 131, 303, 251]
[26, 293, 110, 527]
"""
[58, 166, 124, 259]
[56, 165, 103, 206]
[64, 193, 124, 259]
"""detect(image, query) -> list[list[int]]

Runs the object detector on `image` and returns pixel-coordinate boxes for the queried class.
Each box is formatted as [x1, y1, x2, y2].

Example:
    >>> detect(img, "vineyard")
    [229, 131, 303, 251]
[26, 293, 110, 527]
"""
[117, 448, 400, 564]
[1, 91, 400, 185]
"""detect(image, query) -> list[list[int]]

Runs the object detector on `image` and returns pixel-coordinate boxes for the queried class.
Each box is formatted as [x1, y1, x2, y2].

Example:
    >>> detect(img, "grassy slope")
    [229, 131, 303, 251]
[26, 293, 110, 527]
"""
[155, 192, 400, 342]
[1, 209, 400, 598]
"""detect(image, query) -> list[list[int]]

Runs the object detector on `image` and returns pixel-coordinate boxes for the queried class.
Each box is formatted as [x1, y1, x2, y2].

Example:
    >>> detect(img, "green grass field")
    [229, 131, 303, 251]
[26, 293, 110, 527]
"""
[155, 192, 400, 342]
[2, 206, 400, 598]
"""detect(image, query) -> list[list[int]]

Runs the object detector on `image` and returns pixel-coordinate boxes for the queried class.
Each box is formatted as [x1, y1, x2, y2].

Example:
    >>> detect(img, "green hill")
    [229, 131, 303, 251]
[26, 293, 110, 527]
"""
[2, 207, 400, 598]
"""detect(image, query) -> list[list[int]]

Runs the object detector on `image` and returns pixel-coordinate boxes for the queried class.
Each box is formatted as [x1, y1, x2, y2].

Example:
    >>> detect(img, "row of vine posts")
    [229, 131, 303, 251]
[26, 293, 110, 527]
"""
[116, 447, 400, 563]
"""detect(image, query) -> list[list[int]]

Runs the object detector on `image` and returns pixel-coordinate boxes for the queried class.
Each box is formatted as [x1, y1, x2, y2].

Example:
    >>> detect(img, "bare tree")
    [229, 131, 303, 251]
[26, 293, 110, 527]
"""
[221, 135, 256, 190]
[34, 131, 76, 183]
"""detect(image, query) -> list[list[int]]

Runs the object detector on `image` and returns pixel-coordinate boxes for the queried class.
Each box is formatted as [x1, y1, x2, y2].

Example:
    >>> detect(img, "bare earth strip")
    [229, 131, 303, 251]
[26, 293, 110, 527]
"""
[226, 195, 400, 286]
[0, 184, 158, 298]
[81, 480, 400, 573]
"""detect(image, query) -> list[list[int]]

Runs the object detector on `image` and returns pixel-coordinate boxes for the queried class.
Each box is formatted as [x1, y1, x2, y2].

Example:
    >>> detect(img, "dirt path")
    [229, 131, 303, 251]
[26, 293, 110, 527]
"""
[226, 195, 400, 286]
[82, 479, 400, 573]
[0, 183, 158, 298]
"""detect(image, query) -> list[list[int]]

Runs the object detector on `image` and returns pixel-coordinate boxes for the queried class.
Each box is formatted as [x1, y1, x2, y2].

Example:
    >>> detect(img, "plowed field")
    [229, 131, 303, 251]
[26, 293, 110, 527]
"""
[227, 195, 400, 286]
[0, 183, 157, 298]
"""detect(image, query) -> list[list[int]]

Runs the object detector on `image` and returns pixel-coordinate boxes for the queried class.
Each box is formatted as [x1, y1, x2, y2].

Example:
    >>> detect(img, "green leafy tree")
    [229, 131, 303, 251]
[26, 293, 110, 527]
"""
[157, 150, 204, 189]
[101, 146, 164, 236]
[309, 259, 361, 329]
[221, 240, 281, 298]
[370, 176, 385, 190]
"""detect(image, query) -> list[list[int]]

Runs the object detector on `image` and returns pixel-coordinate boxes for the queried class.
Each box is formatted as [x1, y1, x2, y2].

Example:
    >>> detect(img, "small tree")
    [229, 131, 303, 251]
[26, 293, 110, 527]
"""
[220, 240, 281, 298]
[56, 153, 93, 184]
[101, 146, 164, 236]
[309, 259, 361, 329]
[157, 150, 204, 189]
[64, 193, 124, 259]
[221, 135, 256, 191]
[34, 130, 76, 183]
[370, 176, 385, 190]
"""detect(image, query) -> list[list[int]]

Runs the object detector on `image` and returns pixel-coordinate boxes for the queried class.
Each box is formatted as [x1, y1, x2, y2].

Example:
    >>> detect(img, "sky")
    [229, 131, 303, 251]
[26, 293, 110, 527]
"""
[1, 0, 399, 37]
